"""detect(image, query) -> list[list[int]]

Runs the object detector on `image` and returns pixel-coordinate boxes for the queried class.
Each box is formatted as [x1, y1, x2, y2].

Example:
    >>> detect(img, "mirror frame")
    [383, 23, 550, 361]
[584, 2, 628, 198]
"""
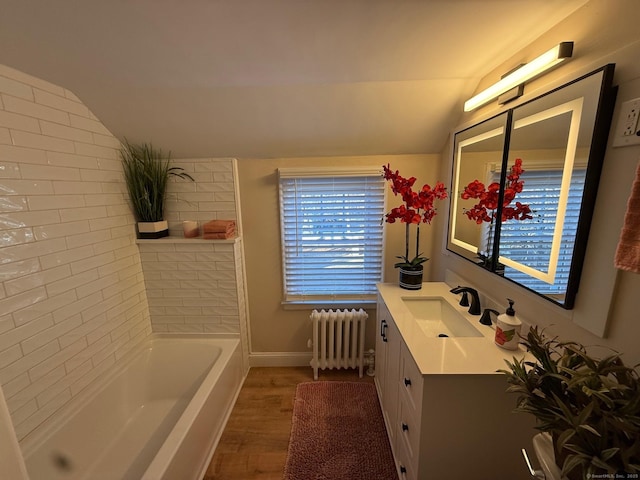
[447, 64, 617, 309]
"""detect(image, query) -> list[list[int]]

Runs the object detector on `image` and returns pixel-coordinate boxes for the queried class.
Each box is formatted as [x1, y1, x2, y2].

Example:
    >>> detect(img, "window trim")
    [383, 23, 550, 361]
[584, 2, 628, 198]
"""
[278, 166, 385, 304]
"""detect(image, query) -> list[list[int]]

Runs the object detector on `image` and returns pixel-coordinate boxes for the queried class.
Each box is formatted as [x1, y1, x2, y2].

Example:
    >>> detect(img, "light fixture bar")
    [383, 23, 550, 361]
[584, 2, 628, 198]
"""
[464, 42, 573, 112]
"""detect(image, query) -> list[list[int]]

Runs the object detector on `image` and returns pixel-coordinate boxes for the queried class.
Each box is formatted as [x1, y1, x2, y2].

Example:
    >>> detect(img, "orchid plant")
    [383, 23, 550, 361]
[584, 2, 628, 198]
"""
[383, 164, 447, 269]
[461, 158, 533, 224]
[459, 158, 533, 267]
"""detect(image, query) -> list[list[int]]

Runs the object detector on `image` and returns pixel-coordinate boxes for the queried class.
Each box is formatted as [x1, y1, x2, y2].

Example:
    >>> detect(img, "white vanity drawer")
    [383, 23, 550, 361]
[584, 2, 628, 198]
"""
[398, 391, 421, 468]
[394, 426, 417, 480]
[400, 342, 423, 415]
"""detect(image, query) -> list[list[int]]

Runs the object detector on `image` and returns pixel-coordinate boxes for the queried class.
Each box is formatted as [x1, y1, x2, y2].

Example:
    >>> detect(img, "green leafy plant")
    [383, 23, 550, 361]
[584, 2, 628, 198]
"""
[500, 326, 640, 479]
[120, 140, 193, 223]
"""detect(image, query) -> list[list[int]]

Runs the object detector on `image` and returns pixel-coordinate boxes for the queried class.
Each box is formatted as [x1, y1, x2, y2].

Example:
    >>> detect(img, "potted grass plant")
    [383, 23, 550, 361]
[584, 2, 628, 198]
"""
[120, 140, 194, 239]
[500, 326, 640, 479]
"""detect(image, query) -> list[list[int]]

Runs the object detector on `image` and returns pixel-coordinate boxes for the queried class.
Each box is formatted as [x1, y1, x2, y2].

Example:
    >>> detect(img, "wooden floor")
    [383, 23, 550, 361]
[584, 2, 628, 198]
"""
[204, 366, 375, 480]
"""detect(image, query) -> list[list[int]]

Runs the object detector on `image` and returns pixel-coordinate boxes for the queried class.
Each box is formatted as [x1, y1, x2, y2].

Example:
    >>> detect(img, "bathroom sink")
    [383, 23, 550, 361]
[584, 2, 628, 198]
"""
[401, 297, 483, 338]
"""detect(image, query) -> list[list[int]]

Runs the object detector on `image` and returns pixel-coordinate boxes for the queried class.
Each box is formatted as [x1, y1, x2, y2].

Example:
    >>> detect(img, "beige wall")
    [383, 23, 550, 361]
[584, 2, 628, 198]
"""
[237, 154, 442, 357]
[238, 0, 640, 364]
[433, 0, 640, 365]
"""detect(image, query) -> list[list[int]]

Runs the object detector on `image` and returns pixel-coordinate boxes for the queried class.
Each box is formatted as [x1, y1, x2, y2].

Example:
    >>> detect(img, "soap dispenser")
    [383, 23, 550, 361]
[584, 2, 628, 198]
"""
[494, 298, 521, 350]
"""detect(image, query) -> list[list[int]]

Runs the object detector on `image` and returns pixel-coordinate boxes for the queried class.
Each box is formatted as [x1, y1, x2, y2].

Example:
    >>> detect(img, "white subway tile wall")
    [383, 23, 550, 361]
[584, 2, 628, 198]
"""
[0, 64, 152, 441]
[141, 156, 248, 347]
[164, 157, 239, 234]
[139, 239, 247, 336]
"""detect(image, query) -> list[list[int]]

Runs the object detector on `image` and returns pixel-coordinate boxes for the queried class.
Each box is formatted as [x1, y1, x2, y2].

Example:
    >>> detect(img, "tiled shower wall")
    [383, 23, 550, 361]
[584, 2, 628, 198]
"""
[138, 157, 249, 361]
[164, 157, 240, 235]
[139, 157, 245, 332]
[140, 239, 245, 333]
[0, 64, 151, 441]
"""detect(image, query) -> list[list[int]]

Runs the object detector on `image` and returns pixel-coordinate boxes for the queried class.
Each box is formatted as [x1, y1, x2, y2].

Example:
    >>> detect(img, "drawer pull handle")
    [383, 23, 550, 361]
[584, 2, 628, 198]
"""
[380, 319, 387, 336]
[404, 377, 411, 387]
[400, 466, 407, 474]
[402, 422, 409, 431]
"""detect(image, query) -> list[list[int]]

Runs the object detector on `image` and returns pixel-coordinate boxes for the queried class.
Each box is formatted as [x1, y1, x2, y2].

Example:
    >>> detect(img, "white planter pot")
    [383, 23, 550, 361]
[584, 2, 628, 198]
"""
[533, 433, 563, 480]
[137, 220, 169, 239]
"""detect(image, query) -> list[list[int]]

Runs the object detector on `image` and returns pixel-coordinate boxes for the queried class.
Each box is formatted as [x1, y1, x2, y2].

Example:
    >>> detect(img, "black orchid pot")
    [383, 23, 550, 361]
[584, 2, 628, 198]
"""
[398, 265, 423, 290]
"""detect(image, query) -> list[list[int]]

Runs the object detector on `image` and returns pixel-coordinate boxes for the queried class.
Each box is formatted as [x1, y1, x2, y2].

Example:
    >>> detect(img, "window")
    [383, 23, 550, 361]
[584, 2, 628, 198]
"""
[278, 167, 385, 303]
[498, 168, 586, 295]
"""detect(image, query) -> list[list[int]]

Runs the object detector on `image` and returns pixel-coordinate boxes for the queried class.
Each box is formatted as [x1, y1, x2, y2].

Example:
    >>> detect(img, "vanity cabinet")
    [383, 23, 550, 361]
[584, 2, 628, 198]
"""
[375, 290, 536, 480]
[374, 297, 402, 447]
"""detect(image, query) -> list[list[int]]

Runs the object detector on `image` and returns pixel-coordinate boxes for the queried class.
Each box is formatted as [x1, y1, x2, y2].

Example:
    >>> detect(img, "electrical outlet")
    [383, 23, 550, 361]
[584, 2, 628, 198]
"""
[612, 97, 640, 147]
[623, 104, 640, 136]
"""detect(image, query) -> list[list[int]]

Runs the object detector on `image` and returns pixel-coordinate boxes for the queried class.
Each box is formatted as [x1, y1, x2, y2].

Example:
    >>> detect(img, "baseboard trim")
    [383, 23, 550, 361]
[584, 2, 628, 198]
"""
[249, 351, 311, 367]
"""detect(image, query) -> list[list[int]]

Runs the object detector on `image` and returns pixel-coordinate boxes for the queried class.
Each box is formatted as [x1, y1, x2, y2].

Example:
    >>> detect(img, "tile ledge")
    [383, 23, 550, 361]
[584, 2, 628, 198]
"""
[136, 235, 240, 244]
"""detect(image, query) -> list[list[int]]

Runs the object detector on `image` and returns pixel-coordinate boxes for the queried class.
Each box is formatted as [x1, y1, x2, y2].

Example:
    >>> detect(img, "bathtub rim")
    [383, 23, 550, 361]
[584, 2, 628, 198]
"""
[20, 333, 240, 462]
[142, 334, 242, 480]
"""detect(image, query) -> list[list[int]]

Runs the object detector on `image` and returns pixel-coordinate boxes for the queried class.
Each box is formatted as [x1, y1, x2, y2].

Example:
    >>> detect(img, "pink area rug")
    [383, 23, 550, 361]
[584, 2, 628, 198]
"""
[283, 381, 398, 480]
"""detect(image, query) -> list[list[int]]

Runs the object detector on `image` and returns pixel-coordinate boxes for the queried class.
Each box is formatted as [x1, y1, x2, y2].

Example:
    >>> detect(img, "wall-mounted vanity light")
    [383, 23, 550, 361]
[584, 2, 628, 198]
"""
[464, 42, 574, 112]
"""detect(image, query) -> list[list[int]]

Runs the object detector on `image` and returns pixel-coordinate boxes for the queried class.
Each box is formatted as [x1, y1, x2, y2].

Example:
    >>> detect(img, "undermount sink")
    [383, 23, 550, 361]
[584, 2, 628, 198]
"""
[401, 297, 483, 338]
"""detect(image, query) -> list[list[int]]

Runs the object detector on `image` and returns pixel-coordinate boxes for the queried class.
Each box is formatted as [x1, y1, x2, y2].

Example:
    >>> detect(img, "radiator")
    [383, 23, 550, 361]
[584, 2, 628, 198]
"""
[310, 308, 367, 380]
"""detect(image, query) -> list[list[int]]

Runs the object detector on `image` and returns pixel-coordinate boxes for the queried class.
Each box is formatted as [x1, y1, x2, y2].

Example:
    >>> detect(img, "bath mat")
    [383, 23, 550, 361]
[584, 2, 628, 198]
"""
[283, 381, 398, 480]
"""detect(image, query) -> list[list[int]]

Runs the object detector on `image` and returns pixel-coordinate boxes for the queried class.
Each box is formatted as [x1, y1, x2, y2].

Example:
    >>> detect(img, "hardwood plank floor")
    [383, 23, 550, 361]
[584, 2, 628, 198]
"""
[204, 366, 375, 480]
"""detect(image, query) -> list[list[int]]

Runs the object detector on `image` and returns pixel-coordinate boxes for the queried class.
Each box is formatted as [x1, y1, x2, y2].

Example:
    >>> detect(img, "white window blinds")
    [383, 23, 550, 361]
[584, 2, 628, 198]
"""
[499, 169, 586, 294]
[278, 168, 385, 302]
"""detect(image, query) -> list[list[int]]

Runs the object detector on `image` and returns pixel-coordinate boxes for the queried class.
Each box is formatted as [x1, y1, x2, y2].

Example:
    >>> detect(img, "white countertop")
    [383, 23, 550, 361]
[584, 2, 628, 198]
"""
[377, 282, 530, 375]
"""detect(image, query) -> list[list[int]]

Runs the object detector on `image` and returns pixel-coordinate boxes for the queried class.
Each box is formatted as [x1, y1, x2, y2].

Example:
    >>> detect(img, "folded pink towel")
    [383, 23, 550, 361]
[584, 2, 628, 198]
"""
[203, 219, 236, 233]
[614, 161, 640, 273]
[203, 231, 235, 240]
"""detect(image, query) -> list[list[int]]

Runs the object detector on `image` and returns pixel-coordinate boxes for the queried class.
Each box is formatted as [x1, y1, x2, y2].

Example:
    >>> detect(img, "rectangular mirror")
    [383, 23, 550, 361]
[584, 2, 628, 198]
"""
[447, 65, 617, 309]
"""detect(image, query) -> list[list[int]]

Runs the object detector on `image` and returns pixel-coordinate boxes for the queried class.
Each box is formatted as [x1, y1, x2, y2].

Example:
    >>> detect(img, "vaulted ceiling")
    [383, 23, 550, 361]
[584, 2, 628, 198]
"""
[0, 0, 588, 158]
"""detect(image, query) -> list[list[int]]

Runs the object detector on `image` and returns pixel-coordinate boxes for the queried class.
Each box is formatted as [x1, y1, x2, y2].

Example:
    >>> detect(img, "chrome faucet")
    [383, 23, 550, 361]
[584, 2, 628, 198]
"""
[449, 286, 481, 315]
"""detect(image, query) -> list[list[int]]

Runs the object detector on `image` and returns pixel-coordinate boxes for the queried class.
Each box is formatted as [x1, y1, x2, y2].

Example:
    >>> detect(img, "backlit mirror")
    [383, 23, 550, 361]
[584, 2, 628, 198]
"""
[447, 65, 616, 309]
[449, 113, 508, 268]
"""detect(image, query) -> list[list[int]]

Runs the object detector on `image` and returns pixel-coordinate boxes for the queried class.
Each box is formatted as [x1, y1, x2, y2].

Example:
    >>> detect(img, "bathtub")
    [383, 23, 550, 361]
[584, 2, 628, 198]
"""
[21, 334, 244, 480]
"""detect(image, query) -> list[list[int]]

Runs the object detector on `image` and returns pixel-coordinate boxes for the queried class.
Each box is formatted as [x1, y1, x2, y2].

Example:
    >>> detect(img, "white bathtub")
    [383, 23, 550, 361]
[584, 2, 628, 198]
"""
[22, 334, 244, 480]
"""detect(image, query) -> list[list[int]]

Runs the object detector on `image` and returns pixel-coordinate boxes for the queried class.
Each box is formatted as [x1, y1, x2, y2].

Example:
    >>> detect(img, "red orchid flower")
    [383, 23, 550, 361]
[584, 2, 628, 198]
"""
[460, 158, 531, 224]
[383, 164, 448, 268]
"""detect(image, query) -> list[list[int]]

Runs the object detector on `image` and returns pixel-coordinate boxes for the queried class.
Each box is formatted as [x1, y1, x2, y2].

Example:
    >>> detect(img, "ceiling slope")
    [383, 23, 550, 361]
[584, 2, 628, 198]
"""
[0, 0, 588, 158]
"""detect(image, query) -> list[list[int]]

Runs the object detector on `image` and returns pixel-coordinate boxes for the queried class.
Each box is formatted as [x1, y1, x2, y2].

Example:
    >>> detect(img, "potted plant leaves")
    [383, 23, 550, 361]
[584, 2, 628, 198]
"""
[120, 140, 194, 238]
[500, 326, 640, 479]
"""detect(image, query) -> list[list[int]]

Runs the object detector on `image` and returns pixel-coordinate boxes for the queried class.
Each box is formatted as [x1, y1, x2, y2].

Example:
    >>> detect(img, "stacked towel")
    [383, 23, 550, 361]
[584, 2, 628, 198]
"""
[614, 161, 640, 273]
[202, 220, 236, 240]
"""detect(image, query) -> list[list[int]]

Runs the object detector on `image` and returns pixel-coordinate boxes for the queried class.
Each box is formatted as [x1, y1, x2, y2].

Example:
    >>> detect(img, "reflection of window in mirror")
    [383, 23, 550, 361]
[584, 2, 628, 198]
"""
[497, 98, 585, 296]
[497, 166, 586, 300]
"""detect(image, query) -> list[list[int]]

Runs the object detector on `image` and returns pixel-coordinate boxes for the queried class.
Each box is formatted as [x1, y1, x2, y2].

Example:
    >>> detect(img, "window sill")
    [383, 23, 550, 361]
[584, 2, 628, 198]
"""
[281, 300, 377, 311]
